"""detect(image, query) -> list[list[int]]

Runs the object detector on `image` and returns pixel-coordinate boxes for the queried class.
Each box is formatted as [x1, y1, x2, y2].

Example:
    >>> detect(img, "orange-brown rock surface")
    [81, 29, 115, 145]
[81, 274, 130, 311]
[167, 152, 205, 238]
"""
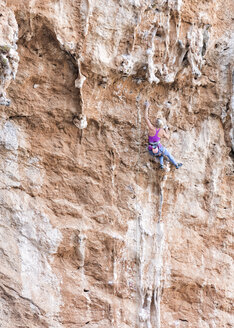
[0, 0, 233, 327]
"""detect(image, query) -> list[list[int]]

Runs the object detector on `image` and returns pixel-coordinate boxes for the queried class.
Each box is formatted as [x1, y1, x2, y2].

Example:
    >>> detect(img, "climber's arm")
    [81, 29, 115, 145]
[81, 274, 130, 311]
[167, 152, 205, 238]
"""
[163, 128, 170, 140]
[144, 101, 155, 131]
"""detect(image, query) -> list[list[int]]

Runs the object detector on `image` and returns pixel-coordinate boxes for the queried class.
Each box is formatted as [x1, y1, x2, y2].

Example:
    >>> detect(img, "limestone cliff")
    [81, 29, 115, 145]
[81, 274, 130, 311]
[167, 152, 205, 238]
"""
[0, 0, 233, 327]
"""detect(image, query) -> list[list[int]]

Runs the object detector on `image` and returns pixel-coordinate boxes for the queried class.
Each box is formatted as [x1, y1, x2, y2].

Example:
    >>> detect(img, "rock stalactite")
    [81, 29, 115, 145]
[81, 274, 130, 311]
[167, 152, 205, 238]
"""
[0, 0, 233, 327]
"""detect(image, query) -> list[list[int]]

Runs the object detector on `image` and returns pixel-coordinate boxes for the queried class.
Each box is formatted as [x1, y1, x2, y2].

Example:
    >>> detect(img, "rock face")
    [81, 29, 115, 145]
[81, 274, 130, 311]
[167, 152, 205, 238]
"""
[0, 0, 233, 327]
[0, 2, 19, 105]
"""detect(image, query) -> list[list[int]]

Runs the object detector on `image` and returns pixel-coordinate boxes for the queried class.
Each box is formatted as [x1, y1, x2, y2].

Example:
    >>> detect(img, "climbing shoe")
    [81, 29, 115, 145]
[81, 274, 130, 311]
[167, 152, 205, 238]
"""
[176, 163, 183, 169]
[160, 165, 164, 170]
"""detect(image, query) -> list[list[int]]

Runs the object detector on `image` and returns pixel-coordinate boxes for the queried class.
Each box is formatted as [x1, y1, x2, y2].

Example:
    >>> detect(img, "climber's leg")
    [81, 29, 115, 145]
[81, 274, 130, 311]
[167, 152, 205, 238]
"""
[159, 155, 164, 169]
[149, 146, 182, 169]
[163, 148, 177, 166]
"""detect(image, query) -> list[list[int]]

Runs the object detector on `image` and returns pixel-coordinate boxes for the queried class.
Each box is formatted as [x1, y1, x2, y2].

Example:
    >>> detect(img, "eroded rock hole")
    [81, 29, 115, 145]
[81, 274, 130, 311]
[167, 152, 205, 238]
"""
[15, 14, 82, 125]
[83, 289, 89, 292]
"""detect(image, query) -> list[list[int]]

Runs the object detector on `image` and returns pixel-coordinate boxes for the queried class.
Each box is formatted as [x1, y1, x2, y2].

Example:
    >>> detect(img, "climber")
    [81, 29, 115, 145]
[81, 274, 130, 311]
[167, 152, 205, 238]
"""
[144, 101, 182, 170]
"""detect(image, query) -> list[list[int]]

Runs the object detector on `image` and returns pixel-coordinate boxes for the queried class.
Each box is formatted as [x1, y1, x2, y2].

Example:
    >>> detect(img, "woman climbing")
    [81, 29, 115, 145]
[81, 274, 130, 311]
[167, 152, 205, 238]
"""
[144, 101, 182, 170]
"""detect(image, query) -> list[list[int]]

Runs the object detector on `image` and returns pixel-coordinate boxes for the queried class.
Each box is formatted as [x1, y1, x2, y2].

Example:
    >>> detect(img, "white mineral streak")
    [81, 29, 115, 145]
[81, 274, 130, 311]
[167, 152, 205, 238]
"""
[168, 0, 182, 12]
[0, 121, 20, 188]
[231, 69, 234, 151]
[81, 0, 94, 36]
[136, 188, 165, 328]
[83, 0, 138, 75]
[75, 58, 86, 119]
[115, 0, 208, 84]
[75, 58, 87, 129]
[147, 29, 160, 84]
[187, 25, 203, 78]
[0, 2, 19, 106]
[136, 168, 167, 328]
[155, 222, 164, 328]
[0, 120, 62, 327]
[0, 120, 18, 150]
[81, 0, 201, 83]
[17, 206, 62, 327]
[164, 8, 171, 61]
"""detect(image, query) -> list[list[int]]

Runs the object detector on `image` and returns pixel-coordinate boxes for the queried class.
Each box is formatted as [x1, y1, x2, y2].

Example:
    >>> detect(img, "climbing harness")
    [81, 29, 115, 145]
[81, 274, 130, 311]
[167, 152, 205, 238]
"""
[148, 142, 164, 157]
[148, 141, 160, 148]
